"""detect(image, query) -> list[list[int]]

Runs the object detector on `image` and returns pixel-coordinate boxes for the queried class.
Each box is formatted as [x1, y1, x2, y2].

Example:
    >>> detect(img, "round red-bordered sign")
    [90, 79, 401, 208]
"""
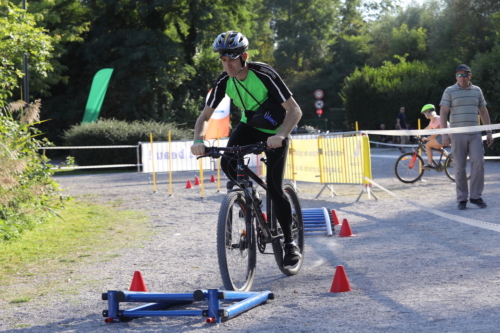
[314, 90, 324, 99]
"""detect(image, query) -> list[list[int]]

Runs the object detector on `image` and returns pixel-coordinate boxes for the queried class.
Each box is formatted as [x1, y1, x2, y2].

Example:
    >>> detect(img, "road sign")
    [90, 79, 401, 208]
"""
[314, 100, 324, 109]
[316, 109, 323, 117]
[314, 90, 324, 99]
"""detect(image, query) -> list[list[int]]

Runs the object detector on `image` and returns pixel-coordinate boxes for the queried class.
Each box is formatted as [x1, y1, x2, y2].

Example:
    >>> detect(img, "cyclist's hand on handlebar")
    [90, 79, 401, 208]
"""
[267, 135, 285, 148]
[191, 142, 206, 156]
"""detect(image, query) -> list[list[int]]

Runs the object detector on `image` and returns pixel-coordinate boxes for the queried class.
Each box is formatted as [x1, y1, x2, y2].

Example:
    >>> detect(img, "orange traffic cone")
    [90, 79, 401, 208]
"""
[339, 219, 355, 237]
[185, 180, 193, 189]
[129, 271, 148, 292]
[210, 175, 216, 183]
[330, 209, 341, 226]
[194, 176, 200, 186]
[329, 265, 352, 293]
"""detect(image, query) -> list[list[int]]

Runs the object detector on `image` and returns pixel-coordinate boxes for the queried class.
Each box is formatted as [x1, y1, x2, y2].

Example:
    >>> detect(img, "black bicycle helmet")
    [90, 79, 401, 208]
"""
[213, 31, 249, 59]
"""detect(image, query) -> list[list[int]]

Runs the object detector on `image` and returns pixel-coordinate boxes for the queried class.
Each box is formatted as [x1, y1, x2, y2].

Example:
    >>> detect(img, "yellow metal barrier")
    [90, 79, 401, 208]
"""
[286, 132, 375, 201]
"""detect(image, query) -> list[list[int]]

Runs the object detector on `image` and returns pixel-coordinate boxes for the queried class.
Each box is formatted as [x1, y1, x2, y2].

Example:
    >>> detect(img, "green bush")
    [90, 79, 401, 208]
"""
[62, 119, 193, 166]
[0, 101, 65, 241]
[340, 57, 443, 131]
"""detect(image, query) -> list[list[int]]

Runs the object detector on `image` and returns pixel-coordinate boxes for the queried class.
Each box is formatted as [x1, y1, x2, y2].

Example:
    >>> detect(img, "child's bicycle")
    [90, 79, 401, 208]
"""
[198, 142, 304, 291]
[394, 138, 471, 184]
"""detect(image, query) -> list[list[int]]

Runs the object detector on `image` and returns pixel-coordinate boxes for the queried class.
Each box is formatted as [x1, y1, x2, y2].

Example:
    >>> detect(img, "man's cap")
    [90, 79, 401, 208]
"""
[456, 64, 471, 73]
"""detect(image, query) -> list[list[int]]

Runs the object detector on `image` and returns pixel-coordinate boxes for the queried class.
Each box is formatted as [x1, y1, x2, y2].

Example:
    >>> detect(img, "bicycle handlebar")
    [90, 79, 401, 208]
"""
[197, 141, 272, 159]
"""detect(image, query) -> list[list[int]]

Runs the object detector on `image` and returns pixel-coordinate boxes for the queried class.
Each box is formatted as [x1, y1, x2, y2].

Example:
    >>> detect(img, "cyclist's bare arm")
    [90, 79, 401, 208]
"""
[191, 104, 216, 156]
[440, 105, 451, 146]
[268, 97, 302, 148]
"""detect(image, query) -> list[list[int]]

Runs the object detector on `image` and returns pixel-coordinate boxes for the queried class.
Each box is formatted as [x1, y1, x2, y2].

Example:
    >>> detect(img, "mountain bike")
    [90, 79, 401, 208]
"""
[198, 142, 304, 291]
[394, 138, 471, 184]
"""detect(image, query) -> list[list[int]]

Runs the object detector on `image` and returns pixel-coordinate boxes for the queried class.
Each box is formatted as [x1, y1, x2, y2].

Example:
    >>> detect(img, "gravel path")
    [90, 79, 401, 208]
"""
[1, 148, 500, 332]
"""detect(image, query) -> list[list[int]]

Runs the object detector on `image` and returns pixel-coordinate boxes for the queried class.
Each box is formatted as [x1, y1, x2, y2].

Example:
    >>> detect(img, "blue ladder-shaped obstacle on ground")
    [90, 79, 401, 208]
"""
[102, 289, 273, 324]
[302, 207, 334, 236]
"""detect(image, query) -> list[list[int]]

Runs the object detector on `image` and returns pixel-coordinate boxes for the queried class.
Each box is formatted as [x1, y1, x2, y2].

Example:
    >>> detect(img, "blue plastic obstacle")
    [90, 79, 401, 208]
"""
[102, 289, 273, 324]
[302, 207, 334, 236]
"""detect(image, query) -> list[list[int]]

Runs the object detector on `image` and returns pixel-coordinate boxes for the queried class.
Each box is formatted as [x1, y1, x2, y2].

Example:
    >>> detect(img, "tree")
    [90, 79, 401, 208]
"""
[0, 4, 54, 107]
[340, 57, 442, 131]
[38, 0, 265, 142]
[271, 0, 339, 74]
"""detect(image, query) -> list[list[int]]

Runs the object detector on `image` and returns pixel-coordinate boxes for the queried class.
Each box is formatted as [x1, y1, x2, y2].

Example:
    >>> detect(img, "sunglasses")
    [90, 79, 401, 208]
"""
[456, 73, 470, 78]
[217, 52, 242, 60]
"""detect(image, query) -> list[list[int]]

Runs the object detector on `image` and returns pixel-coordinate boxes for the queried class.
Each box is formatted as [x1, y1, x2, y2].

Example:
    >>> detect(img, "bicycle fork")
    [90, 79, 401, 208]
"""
[409, 152, 418, 169]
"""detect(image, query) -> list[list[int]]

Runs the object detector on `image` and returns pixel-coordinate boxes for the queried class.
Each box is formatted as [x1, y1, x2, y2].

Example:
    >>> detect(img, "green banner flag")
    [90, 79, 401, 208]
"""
[82, 68, 114, 124]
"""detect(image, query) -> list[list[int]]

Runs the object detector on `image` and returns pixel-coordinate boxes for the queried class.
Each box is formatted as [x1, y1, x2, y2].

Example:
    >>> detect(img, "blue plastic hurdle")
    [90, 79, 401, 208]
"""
[102, 289, 273, 324]
[302, 207, 334, 236]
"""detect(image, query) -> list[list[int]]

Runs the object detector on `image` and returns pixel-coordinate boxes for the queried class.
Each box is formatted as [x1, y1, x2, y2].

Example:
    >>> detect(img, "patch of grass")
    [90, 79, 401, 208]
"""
[0, 199, 149, 303]
[10, 297, 31, 304]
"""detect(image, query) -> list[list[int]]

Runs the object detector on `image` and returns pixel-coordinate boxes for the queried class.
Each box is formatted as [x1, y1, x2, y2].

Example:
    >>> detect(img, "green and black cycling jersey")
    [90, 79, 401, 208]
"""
[206, 62, 292, 134]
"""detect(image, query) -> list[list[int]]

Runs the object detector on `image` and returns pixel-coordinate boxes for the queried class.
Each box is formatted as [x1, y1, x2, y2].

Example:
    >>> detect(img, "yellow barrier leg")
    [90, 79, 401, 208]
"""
[149, 133, 157, 193]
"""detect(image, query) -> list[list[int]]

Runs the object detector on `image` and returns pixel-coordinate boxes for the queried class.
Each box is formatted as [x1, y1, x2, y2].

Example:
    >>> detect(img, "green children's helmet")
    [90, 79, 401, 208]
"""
[421, 104, 435, 113]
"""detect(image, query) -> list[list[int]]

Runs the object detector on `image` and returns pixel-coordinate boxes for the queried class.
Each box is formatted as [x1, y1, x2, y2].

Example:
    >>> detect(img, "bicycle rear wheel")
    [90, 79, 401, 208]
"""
[394, 152, 425, 183]
[272, 183, 304, 276]
[217, 191, 256, 291]
[444, 153, 472, 182]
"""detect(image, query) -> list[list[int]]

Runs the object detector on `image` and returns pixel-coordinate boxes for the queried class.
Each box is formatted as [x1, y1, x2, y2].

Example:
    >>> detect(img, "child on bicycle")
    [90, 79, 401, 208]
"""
[421, 104, 450, 168]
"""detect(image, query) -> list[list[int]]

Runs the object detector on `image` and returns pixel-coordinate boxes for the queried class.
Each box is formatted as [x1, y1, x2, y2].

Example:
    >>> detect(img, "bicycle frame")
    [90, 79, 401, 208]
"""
[226, 154, 280, 247]
[408, 140, 449, 170]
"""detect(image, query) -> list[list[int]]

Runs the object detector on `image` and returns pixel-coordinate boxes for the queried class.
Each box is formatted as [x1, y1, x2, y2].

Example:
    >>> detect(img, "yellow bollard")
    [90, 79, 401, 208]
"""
[418, 119, 422, 173]
[199, 158, 204, 199]
[168, 131, 173, 197]
[216, 133, 221, 193]
[149, 133, 157, 193]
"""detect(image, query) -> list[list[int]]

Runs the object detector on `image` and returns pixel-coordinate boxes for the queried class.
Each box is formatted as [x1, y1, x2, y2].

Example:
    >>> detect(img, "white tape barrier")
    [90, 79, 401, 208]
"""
[41, 145, 138, 149]
[363, 123, 500, 137]
[369, 132, 500, 159]
[370, 141, 417, 148]
[54, 164, 137, 170]
[364, 176, 500, 232]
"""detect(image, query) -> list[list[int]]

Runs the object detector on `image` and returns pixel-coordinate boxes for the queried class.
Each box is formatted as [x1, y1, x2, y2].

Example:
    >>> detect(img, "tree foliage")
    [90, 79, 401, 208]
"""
[340, 56, 442, 130]
[0, 4, 54, 106]
[1, 0, 499, 143]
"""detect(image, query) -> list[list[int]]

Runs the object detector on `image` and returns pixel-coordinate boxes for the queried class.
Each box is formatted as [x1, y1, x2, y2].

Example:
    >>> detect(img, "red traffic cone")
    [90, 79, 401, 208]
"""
[194, 176, 200, 186]
[339, 219, 355, 237]
[185, 180, 193, 189]
[129, 271, 148, 292]
[330, 265, 352, 293]
[330, 209, 341, 226]
[210, 175, 216, 183]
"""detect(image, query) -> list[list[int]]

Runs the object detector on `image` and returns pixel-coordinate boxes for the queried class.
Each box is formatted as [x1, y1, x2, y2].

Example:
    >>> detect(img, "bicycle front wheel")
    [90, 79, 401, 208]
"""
[272, 183, 304, 276]
[444, 153, 472, 182]
[217, 191, 256, 291]
[394, 152, 425, 183]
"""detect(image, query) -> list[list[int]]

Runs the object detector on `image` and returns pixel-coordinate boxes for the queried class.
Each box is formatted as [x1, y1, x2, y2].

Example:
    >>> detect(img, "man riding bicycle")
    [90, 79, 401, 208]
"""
[190, 31, 303, 269]
[420, 104, 450, 169]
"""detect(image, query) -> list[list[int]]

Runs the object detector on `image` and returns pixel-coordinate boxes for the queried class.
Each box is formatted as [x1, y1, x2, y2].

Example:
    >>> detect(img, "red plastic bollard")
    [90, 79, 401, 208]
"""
[206, 317, 216, 324]
[104, 317, 115, 323]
